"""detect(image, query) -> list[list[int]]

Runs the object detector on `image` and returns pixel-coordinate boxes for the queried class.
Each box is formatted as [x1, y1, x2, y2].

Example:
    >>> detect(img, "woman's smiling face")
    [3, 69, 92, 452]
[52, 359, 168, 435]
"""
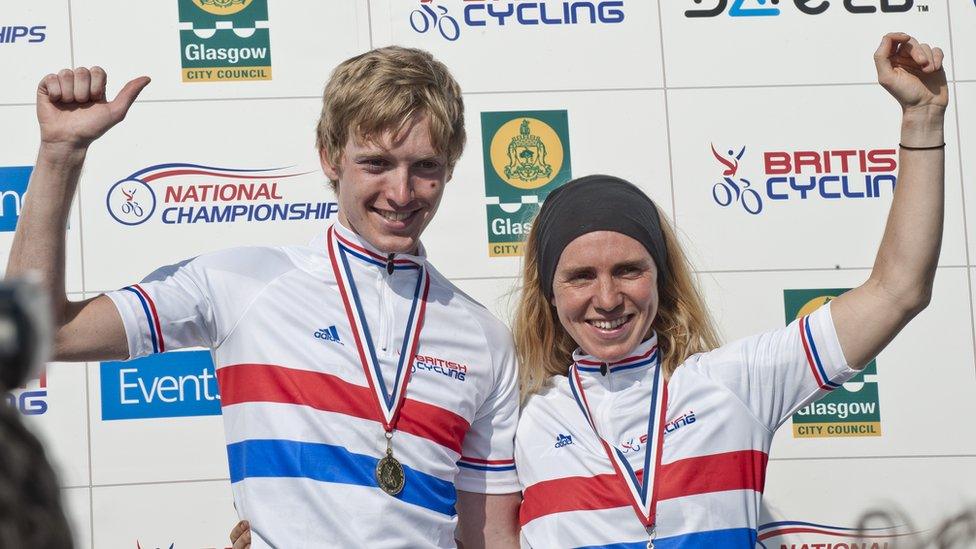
[551, 231, 658, 363]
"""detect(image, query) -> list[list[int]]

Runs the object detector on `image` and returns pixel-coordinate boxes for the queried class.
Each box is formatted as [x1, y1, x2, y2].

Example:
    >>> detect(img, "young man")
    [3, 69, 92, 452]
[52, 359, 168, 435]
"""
[8, 47, 521, 548]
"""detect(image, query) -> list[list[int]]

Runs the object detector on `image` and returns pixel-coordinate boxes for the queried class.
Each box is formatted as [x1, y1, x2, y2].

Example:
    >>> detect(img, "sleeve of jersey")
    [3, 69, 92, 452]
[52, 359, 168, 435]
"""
[694, 301, 859, 432]
[104, 259, 217, 359]
[455, 328, 520, 494]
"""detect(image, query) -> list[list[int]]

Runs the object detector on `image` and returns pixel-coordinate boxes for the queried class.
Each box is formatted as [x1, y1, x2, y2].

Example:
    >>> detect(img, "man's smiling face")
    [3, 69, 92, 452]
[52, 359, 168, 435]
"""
[322, 112, 450, 254]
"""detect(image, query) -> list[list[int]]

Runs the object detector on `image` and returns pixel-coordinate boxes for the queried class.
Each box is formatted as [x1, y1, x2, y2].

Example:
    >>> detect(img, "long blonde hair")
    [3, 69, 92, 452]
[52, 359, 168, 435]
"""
[513, 208, 720, 399]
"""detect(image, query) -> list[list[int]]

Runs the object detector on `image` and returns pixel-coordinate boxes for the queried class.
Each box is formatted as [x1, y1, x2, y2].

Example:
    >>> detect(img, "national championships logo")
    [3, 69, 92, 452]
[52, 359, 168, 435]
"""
[758, 519, 918, 549]
[105, 163, 338, 227]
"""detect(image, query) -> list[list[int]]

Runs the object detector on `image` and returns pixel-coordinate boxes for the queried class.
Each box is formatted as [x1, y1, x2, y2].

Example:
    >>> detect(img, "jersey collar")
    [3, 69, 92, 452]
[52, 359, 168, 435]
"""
[572, 334, 660, 378]
[326, 221, 428, 270]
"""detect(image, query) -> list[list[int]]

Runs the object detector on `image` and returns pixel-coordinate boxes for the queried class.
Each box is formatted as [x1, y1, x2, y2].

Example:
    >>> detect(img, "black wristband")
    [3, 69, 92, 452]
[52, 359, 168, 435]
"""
[899, 143, 946, 150]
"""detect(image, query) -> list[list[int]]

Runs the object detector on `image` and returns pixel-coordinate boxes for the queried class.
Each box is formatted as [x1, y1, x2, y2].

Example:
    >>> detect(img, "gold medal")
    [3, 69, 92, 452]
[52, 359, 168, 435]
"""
[376, 432, 405, 496]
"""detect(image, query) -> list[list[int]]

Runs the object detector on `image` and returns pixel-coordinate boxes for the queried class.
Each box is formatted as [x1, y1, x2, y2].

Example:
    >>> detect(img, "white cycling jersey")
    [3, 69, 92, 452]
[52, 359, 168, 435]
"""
[107, 221, 519, 548]
[516, 303, 856, 549]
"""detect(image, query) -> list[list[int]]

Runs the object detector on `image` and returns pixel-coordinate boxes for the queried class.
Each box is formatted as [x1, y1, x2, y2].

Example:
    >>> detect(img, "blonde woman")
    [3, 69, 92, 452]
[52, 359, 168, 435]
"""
[513, 33, 946, 549]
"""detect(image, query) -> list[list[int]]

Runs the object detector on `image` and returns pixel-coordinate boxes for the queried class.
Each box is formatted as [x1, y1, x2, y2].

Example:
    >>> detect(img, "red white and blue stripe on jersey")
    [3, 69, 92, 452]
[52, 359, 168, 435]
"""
[333, 229, 422, 271]
[520, 449, 767, 547]
[218, 362, 473, 515]
[122, 284, 165, 353]
[217, 364, 514, 516]
[799, 315, 841, 391]
[575, 345, 659, 374]
[457, 456, 516, 472]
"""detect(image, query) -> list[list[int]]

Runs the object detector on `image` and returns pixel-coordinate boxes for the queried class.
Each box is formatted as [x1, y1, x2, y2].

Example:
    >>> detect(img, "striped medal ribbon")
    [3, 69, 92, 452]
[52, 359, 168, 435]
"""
[569, 351, 669, 549]
[327, 226, 430, 496]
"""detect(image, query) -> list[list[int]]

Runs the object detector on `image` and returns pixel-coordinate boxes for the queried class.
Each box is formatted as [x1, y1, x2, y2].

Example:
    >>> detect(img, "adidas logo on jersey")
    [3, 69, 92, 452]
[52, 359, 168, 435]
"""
[313, 326, 342, 344]
[555, 434, 574, 448]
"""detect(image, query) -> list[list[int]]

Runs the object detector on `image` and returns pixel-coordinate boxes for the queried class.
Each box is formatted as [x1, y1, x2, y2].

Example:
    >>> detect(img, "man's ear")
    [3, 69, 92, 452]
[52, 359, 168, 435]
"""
[319, 146, 341, 181]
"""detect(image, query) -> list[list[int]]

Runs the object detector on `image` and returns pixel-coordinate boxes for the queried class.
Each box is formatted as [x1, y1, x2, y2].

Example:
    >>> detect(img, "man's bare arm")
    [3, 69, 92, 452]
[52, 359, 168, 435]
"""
[456, 490, 521, 548]
[5, 67, 149, 361]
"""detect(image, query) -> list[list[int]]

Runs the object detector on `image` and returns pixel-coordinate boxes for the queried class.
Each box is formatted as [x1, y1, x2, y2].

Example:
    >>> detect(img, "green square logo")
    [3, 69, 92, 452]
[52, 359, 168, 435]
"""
[481, 110, 572, 257]
[178, 0, 272, 82]
[785, 289, 882, 438]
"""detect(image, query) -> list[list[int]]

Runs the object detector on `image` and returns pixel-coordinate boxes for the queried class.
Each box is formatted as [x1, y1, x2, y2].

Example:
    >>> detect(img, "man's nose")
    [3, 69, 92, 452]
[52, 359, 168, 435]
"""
[386, 168, 412, 206]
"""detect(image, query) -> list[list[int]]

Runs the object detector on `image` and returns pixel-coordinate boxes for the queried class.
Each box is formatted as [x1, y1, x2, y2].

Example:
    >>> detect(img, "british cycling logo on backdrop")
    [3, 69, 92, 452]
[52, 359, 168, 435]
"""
[410, 0, 625, 41]
[708, 142, 898, 216]
[710, 144, 763, 215]
[685, 0, 921, 17]
[106, 163, 338, 227]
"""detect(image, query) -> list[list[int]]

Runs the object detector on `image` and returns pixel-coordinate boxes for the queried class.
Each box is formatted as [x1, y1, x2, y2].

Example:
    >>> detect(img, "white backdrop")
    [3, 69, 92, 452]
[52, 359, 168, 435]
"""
[1, 1, 974, 547]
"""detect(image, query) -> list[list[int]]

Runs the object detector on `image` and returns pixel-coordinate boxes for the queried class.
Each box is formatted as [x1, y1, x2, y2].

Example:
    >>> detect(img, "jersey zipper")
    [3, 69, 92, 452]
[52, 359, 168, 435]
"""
[379, 253, 395, 353]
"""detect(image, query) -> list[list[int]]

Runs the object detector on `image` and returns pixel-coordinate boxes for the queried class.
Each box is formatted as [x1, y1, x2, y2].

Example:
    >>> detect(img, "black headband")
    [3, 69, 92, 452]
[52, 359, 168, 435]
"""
[533, 175, 669, 300]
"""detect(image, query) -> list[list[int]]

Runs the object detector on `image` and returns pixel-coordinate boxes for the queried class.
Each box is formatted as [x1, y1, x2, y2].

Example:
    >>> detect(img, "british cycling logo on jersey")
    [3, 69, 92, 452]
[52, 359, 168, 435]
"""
[620, 410, 697, 452]
[105, 163, 338, 227]
[411, 353, 468, 382]
[685, 0, 919, 18]
[408, 0, 625, 41]
[707, 143, 898, 216]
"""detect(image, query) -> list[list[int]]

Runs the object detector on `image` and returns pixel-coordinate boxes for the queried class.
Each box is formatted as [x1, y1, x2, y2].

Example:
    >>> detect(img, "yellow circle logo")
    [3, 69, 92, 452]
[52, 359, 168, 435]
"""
[193, 0, 252, 16]
[489, 117, 564, 190]
[795, 295, 835, 319]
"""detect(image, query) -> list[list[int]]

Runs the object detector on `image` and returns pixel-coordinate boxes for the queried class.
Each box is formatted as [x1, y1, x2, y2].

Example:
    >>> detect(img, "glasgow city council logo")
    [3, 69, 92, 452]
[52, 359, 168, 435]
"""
[481, 110, 572, 257]
[785, 289, 883, 439]
[178, 0, 272, 82]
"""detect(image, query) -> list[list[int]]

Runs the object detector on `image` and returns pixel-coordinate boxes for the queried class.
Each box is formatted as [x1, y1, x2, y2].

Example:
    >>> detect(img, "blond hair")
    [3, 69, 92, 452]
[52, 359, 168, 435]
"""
[513, 209, 720, 399]
[317, 46, 466, 191]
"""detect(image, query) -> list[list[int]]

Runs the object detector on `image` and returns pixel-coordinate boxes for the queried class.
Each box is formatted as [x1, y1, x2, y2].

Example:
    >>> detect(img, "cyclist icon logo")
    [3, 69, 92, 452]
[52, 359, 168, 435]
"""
[410, 2, 461, 41]
[710, 143, 763, 215]
[120, 188, 145, 217]
[107, 177, 157, 226]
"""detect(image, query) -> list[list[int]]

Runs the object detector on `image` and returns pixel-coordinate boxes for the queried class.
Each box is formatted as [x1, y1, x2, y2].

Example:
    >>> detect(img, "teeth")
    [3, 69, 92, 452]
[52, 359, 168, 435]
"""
[377, 210, 411, 222]
[591, 317, 627, 330]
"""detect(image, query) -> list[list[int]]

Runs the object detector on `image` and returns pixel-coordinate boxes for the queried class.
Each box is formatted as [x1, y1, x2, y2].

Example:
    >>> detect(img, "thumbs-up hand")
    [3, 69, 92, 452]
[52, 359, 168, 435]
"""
[36, 66, 150, 150]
